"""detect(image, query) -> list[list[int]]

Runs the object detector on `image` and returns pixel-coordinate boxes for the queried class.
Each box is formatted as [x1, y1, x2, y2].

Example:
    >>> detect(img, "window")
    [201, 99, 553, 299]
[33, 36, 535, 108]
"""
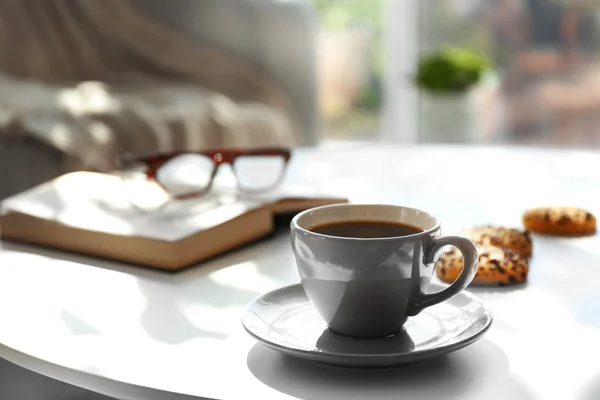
[313, 0, 600, 147]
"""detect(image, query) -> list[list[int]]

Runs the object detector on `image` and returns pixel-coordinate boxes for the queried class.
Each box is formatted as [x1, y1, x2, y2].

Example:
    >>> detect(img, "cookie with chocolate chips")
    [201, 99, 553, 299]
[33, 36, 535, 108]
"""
[463, 225, 532, 258]
[436, 245, 529, 286]
[523, 207, 596, 236]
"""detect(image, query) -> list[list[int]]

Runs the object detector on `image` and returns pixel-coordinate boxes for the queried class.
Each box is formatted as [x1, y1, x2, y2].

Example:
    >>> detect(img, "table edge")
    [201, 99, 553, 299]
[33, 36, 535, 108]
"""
[0, 341, 209, 400]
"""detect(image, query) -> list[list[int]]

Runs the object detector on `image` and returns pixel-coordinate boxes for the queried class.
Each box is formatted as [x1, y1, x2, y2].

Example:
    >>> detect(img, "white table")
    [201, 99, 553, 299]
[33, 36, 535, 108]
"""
[1, 144, 600, 400]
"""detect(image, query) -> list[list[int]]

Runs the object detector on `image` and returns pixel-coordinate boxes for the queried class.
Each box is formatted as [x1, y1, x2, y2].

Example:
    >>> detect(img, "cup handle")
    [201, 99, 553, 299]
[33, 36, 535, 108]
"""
[409, 236, 478, 316]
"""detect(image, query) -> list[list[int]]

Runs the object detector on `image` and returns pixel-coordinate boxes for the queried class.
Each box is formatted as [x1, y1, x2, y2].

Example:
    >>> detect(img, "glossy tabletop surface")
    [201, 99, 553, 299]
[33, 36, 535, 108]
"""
[0, 143, 600, 400]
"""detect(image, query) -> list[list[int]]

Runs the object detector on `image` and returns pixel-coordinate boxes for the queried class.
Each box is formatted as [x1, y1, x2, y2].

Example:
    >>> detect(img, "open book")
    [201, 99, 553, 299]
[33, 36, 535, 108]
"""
[0, 172, 347, 270]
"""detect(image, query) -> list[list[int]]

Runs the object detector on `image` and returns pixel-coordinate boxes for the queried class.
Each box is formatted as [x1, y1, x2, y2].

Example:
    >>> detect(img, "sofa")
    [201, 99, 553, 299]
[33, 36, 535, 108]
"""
[0, 0, 319, 200]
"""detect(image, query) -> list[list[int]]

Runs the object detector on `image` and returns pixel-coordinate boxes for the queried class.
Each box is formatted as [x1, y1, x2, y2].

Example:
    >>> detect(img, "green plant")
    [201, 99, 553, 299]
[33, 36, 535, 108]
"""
[415, 47, 492, 94]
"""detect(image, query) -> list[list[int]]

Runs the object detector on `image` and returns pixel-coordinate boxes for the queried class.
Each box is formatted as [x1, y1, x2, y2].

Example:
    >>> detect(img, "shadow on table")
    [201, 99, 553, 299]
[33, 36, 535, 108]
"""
[136, 279, 232, 344]
[579, 373, 600, 400]
[61, 309, 101, 336]
[0, 241, 265, 345]
[247, 339, 537, 400]
[467, 283, 530, 294]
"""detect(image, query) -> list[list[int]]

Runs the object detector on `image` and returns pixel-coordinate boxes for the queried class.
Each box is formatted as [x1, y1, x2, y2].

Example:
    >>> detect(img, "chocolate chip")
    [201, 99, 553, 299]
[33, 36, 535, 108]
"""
[558, 215, 570, 225]
[543, 213, 551, 221]
[509, 276, 517, 284]
[497, 266, 506, 274]
[586, 213, 594, 221]
[515, 264, 524, 271]
[441, 267, 446, 276]
[521, 272, 526, 278]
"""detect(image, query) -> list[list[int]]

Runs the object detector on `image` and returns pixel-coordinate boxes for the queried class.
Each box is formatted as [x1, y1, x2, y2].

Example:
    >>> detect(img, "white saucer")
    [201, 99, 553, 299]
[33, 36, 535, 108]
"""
[242, 284, 493, 368]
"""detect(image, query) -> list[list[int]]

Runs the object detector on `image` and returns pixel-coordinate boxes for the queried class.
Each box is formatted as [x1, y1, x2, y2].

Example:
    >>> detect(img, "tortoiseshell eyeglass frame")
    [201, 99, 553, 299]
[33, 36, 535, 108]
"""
[118, 147, 292, 200]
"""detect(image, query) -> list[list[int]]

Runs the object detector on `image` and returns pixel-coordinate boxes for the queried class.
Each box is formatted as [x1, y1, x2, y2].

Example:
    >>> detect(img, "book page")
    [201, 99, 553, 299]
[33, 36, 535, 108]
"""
[0, 172, 345, 242]
[0, 172, 264, 242]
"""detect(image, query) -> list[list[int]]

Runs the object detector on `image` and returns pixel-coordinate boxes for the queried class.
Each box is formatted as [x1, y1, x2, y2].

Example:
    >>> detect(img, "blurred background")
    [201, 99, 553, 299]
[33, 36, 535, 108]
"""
[0, 0, 599, 198]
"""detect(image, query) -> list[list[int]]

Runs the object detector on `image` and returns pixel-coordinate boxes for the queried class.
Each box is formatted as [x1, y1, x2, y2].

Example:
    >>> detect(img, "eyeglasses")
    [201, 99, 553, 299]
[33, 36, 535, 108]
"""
[118, 147, 292, 201]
